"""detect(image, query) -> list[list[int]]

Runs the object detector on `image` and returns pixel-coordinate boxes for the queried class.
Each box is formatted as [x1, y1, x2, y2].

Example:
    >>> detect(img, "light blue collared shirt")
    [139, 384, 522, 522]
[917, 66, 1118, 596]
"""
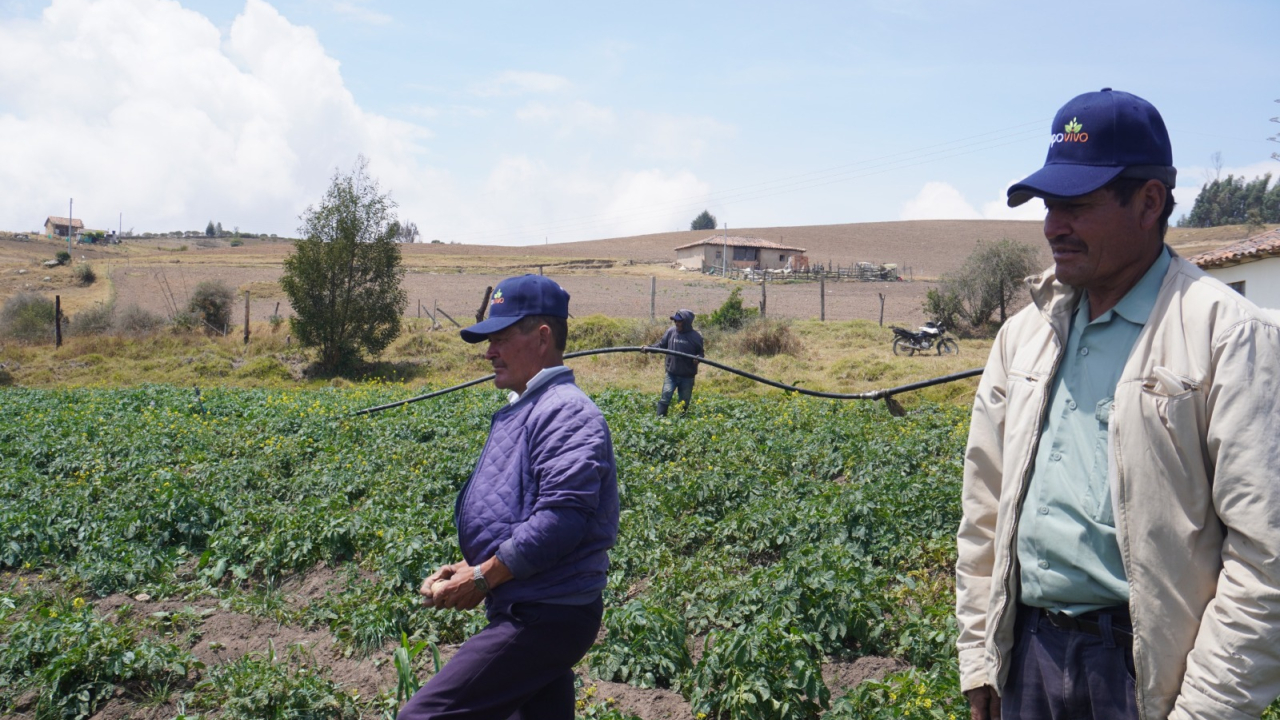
[1017, 247, 1171, 615]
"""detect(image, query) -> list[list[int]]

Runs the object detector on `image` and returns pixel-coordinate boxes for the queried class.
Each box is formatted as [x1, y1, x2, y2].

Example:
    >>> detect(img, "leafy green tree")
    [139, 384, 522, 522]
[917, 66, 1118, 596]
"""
[205, 221, 216, 237]
[1182, 173, 1279, 227]
[280, 157, 408, 370]
[938, 238, 1041, 329]
[691, 210, 717, 231]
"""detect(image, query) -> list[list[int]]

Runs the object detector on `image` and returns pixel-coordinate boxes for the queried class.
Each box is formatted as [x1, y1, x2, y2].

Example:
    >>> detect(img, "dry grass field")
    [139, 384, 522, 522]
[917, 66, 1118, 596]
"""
[0, 219, 1267, 366]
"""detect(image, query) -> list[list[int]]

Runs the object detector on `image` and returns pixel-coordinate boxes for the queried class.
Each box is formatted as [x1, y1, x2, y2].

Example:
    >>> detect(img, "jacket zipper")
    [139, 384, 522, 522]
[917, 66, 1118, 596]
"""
[989, 322, 1067, 680]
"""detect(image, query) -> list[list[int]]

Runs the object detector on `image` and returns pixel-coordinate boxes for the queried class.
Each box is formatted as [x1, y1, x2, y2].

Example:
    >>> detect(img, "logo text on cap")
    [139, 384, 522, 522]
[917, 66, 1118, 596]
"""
[1049, 117, 1089, 147]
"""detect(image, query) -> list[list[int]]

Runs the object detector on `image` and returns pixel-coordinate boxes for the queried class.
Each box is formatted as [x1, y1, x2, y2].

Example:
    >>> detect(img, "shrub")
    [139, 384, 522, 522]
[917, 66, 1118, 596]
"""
[567, 315, 652, 352]
[116, 304, 166, 335]
[54, 250, 70, 266]
[188, 280, 235, 333]
[72, 263, 96, 286]
[706, 287, 759, 330]
[922, 287, 963, 331]
[229, 238, 244, 247]
[1, 292, 55, 342]
[69, 303, 113, 336]
[731, 319, 800, 357]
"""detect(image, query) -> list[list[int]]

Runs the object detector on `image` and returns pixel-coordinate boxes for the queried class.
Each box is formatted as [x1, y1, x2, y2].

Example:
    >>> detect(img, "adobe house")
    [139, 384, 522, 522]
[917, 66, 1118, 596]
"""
[44, 216, 84, 239]
[674, 235, 807, 272]
[1189, 228, 1280, 320]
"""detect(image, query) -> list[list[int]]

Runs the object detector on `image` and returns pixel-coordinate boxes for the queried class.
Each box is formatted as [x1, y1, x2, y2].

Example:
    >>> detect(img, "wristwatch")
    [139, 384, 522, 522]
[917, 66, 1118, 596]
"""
[472, 566, 489, 594]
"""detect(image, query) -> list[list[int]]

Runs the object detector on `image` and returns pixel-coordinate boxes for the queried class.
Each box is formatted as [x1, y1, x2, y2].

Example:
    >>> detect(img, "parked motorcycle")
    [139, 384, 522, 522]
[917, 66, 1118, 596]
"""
[890, 322, 958, 356]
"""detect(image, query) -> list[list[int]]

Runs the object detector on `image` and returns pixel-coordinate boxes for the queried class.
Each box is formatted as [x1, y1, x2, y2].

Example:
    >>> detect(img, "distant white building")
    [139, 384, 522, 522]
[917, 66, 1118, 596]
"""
[1188, 229, 1280, 320]
[673, 235, 807, 272]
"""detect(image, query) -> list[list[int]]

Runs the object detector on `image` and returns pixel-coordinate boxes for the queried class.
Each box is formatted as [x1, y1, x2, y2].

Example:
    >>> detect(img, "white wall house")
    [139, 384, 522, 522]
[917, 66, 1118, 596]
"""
[673, 236, 807, 272]
[1189, 229, 1280, 320]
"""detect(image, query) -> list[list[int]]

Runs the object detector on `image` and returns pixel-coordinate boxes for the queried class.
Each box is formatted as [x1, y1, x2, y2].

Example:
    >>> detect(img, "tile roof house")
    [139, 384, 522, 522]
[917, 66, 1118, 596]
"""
[1187, 228, 1280, 317]
[674, 235, 807, 272]
[44, 216, 84, 239]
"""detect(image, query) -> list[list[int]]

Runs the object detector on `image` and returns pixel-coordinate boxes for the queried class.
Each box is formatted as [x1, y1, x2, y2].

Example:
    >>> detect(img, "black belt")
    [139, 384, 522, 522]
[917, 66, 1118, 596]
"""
[1029, 605, 1133, 651]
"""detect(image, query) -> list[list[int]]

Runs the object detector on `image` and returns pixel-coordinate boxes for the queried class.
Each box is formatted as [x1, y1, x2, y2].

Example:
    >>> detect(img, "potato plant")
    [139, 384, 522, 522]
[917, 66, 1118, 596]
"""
[1, 384, 971, 719]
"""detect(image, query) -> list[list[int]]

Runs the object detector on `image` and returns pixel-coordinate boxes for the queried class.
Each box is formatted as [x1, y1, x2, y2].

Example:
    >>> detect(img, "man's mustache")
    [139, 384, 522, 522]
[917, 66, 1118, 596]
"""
[1049, 237, 1087, 253]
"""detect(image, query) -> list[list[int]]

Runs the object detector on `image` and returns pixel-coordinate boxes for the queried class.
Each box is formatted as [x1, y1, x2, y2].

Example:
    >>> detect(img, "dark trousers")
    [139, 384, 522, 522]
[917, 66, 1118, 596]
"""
[1003, 604, 1138, 720]
[658, 373, 695, 415]
[398, 598, 603, 720]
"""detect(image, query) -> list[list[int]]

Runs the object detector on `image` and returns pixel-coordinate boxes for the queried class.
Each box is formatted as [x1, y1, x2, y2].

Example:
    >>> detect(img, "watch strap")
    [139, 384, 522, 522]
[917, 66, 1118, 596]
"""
[472, 565, 489, 594]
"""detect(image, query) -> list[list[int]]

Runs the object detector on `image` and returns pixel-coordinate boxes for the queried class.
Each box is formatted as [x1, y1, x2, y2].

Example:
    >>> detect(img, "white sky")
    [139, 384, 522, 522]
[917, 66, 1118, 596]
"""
[1, 0, 1276, 243]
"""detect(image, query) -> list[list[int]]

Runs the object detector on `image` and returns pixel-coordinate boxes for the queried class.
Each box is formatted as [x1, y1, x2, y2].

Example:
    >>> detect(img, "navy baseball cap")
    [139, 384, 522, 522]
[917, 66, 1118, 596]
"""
[460, 274, 570, 343]
[1007, 88, 1176, 207]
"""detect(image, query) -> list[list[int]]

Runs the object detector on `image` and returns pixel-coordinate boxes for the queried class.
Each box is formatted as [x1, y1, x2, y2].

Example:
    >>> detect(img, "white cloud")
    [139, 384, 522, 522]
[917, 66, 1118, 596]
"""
[471, 70, 571, 97]
[900, 182, 982, 220]
[0, 0, 446, 237]
[515, 100, 616, 135]
[328, 0, 391, 25]
[441, 157, 710, 244]
[0, 1, 712, 245]
[900, 180, 1046, 222]
[632, 113, 735, 162]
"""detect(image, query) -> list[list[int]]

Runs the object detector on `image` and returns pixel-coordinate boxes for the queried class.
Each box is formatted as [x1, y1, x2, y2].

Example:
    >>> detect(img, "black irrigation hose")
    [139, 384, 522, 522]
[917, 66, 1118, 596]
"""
[353, 346, 984, 417]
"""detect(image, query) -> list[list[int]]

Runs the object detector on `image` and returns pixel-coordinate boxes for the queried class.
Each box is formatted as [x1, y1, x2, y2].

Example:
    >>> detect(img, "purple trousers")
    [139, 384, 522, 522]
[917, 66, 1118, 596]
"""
[398, 598, 603, 720]
[1002, 604, 1139, 720]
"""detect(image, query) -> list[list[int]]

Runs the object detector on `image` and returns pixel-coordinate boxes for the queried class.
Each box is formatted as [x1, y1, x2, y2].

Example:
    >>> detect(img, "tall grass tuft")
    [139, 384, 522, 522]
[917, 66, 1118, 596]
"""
[1, 291, 55, 342]
[116, 304, 166, 335]
[730, 319, 801, 357]
[69, 303, 113, 336]
[72, 263, 96, 286]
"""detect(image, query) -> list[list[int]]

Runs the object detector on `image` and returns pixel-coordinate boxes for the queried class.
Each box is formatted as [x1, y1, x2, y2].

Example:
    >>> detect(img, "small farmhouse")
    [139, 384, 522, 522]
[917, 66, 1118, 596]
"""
[44, 216, 84, 239]
[674, 235, 807, 272]
[1188, 228, 1280, 318]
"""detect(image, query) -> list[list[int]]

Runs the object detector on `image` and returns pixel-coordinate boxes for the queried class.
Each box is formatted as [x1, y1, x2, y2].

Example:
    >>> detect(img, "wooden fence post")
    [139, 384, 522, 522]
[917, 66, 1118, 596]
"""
[760, 274, 767, 318]
[878, 293, 886, 327]
[650, 276, 656, 320]
[243, 291, 250, 344]
[819, 274, 825, 322]
[476, 286, 493, 323]
[54, 295, 62, 347]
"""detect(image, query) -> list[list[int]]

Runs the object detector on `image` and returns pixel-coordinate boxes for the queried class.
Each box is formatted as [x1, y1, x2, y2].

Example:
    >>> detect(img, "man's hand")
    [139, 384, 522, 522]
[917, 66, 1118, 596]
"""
[419, 557, 514, 611]
[964, 686, 1001, 720]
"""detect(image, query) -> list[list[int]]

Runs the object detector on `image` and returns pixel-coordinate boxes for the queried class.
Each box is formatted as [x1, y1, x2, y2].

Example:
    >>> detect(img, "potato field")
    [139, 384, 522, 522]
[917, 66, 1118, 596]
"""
[1, 384, 970, 720]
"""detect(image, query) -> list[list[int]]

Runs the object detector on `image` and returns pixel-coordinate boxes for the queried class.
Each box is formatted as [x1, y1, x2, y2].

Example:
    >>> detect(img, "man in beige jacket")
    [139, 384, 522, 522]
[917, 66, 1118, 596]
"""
[956, 89, 1280, 720]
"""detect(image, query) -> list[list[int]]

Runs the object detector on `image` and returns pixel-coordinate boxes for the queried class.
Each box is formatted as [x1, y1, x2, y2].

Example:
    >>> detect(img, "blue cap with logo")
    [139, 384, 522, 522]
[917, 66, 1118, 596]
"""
[459, 274, 570, 343]
[1007, 88, 1176, 207]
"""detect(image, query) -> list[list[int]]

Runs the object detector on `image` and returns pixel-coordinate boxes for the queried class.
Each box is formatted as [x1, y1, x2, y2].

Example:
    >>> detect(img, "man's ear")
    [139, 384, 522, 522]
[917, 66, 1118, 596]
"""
[1138, 179, 1167, 232]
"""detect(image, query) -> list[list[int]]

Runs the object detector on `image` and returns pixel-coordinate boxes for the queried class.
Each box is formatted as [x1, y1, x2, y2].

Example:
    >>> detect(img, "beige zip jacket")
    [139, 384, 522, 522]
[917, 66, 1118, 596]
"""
[956, 251, 1280, 719]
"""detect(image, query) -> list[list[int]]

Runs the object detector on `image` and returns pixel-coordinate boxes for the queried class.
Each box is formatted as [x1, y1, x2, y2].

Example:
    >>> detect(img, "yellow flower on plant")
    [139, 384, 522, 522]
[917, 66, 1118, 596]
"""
[72, 597, 85, 609]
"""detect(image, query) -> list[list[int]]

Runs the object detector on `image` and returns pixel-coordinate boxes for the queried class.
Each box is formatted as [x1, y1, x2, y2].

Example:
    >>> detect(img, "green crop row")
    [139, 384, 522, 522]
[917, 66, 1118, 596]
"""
[1, 384, 971, 719]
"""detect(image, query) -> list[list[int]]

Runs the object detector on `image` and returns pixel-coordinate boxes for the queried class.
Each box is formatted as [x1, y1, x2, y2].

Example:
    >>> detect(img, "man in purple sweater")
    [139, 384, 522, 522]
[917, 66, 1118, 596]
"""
[399, 274, 619, 720]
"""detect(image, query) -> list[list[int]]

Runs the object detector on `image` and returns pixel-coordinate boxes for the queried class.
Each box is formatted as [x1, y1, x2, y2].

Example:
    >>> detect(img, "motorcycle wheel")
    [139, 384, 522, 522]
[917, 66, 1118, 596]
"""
[893, 337, 915, 356]
[938, 339, 959, 356]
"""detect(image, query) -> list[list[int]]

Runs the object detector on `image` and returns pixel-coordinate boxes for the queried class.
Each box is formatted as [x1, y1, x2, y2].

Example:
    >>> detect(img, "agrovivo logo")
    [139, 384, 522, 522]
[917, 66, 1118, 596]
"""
[490, 289, 504, 305]
[1049, 117, 1088, 147]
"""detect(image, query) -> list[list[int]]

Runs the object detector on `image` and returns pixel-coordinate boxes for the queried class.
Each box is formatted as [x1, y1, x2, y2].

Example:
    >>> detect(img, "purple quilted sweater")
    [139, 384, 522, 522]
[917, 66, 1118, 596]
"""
[454, 370, 618, 609]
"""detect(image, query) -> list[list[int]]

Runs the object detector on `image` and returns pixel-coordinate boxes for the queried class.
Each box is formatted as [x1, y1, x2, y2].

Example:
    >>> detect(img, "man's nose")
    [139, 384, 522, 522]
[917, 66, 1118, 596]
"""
[484, 343, 499, 360]
[1044, 207, 1070, 240]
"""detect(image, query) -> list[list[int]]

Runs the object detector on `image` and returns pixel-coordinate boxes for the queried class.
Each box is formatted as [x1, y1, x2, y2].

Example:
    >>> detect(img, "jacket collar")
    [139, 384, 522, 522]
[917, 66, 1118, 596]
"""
[1026, 244, 1179, 342]
[505, 366, 574, 407]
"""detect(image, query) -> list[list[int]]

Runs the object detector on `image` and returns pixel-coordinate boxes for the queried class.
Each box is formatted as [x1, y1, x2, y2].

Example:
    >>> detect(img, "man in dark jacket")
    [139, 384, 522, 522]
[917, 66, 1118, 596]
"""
[399, 274, 619, 720]
[648, 309, 705, 416]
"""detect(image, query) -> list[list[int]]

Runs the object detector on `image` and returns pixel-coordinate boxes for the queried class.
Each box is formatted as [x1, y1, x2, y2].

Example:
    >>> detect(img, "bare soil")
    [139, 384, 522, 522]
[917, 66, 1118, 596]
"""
[12, 564, 914, 720]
